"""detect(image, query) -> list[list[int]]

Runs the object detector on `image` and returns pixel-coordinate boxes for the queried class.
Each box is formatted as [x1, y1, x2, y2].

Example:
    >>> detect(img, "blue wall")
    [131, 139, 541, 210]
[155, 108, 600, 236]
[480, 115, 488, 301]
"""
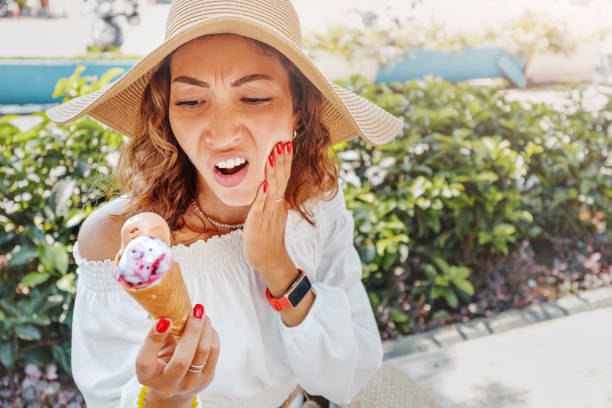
[0, 60, 137, 105]
[375, 48, 526, 86]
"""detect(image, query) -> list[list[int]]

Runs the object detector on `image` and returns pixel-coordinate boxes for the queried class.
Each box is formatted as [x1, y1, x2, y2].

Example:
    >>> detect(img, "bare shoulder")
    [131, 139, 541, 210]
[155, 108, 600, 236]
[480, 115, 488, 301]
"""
[77, 197, 130, 262]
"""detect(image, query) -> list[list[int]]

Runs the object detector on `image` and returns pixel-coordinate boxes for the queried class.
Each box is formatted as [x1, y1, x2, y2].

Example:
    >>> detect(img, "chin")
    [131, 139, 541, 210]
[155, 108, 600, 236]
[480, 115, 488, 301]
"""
[216, 187, 256, 207]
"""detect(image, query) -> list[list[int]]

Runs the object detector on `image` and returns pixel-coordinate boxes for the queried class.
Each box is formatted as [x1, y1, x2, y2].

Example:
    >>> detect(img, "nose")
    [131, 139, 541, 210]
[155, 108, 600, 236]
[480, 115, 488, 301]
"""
[203, 103, 245, 149]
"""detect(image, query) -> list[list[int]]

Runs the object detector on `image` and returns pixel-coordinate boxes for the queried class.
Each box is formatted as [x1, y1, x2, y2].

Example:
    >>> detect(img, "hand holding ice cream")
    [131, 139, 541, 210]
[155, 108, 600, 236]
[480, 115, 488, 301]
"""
[113, 212, 191, 337]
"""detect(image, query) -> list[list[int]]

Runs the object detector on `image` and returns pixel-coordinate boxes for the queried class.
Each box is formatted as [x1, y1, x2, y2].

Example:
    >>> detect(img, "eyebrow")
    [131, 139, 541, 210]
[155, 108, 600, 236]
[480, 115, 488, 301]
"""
[171, 74, 273, 88]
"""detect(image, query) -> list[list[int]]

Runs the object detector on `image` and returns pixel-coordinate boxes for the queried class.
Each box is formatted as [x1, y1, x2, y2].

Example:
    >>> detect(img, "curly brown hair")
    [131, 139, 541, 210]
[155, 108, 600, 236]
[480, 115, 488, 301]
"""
[109, 35, 339, 232]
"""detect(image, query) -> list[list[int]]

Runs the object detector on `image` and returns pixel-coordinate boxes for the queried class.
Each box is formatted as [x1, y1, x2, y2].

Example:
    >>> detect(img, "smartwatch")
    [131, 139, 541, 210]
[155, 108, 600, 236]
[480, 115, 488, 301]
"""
[266, 269, 312, 311]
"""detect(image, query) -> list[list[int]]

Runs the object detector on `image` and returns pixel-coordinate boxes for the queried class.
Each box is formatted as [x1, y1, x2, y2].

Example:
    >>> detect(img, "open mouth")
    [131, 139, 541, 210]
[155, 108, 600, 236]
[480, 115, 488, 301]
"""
[216, 161, 248, 175]
[213, 159, 249, 188]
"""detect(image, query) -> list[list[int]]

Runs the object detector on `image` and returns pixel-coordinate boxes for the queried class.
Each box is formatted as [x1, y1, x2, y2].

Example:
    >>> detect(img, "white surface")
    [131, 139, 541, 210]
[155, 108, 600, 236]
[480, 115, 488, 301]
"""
[525, 42, 602, 83]
[387, 306, 612, 408]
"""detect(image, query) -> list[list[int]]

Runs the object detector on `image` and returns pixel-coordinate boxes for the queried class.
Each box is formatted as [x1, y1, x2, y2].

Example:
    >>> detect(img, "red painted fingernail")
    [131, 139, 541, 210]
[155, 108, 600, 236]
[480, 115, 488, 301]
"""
[193, 304, 204, 319]
[263, 182, 268, 194]
[156, 318, 171, 333]
[276, 142, 283, 154]
[286, 142, 293, 154]
[268, 154, 275, 167]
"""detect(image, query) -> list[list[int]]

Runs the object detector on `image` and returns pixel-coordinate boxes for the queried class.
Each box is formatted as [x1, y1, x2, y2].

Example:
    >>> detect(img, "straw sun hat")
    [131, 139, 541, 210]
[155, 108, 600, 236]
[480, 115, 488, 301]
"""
[46, 0, 403, 146]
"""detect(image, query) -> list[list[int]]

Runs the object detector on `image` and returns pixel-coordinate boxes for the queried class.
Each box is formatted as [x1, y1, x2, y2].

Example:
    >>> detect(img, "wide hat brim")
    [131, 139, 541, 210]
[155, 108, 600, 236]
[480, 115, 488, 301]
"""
[46, 15, 404, 146]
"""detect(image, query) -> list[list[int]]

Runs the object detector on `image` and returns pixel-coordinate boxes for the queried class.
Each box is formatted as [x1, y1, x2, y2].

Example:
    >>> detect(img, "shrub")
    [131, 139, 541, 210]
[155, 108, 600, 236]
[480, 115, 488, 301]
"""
[0, 68, 123, 374]
[336, 76, 612, 336]
[2, 68, 611, 373]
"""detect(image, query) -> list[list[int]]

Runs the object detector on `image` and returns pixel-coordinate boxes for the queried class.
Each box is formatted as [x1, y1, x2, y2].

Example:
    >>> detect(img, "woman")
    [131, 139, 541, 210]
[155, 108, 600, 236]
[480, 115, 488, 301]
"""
[47, 1, 404, 407]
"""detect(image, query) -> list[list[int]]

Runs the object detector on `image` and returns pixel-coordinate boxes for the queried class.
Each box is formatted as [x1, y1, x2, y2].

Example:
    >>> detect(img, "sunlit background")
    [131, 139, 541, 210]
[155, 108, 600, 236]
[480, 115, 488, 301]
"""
[2, 1, 612, 407]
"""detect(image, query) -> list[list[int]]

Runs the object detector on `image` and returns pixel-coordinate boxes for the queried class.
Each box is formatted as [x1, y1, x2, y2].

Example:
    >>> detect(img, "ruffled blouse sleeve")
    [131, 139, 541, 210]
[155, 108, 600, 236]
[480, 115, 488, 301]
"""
[70, 243, 201, 408]
[279, 187, 383, 405]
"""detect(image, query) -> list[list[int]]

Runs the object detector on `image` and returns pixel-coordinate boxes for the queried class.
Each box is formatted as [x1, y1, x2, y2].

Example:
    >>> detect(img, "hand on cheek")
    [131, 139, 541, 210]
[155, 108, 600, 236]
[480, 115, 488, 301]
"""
[243, 140, 295, 282]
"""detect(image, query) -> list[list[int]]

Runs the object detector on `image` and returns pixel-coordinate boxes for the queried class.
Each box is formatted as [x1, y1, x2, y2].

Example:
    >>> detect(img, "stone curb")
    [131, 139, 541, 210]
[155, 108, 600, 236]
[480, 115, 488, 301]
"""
[382, 286, 612, 360]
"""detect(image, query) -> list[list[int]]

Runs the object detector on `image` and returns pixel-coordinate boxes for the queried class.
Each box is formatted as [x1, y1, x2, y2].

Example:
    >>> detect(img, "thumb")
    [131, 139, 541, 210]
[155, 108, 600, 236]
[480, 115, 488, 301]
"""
[136, 317, 172, 382]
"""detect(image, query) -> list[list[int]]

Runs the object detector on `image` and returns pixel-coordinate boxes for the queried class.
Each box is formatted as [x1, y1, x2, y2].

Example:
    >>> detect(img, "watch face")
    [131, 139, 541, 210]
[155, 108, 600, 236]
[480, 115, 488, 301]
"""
[288, 275, 312, 307]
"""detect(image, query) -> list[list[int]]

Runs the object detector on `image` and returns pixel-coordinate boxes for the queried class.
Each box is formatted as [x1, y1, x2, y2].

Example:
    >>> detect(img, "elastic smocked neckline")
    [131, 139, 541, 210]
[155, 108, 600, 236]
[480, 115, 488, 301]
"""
[73, 229, 243, 267]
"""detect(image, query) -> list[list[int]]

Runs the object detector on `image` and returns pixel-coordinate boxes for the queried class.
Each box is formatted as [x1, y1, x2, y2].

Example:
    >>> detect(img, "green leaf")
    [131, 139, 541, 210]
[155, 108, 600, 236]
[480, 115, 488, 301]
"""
[443, 289, 459, 309]
[99, 67, 124, 86]
[15, 324, 41, 341]
[21, 272, 51, 287]
[432, 310, 450, 320]
[478, 231, 492, 244]
[50, 243, 69, 275]
[390, 306, 410, 323]
[48, 179, 76, 218]
[0, 339, 17, 370]
[493, 223, 516, 236]
[25, 225, 46, 245]
[23, 347, 52, 366]
[40, 243, 69, 275]
[56, 273, 76, 292]
[431, 256, 450, 274]
[0, 299, 20, 317]
[9, 246, 38, 266]
[431, 285, 445, 299]
[454, 279, 475, 296]
[52, 344, 71, 375]
[26, 313, 51, 326]
[65, 209, 88, 228]
[474, 171, 499, 182]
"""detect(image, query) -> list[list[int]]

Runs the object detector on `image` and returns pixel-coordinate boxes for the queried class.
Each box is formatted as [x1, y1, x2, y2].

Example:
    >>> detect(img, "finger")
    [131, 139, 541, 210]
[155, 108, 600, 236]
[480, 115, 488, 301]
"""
[274, 141, 292, 202]
[184, 316, 213, 383]
[191, 316, 213, 367]
[280, 140, 294, 191]
[267, 142, 284, 206]
[157, 336, 178, 363]
[250, 180, 268, 218]
[164, 304, 206, 381]
[202, 328, 221, 378]
[136, 317, 173, 383]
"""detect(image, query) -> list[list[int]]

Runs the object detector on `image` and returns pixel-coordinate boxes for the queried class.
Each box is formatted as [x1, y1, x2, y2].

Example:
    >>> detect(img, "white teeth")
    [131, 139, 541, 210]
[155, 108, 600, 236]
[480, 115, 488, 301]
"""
[216, 157, 246, 169]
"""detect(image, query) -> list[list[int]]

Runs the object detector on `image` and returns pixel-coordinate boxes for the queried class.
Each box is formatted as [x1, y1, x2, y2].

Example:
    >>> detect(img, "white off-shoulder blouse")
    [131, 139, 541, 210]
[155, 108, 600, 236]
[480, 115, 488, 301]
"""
[71, 188, 383, 408]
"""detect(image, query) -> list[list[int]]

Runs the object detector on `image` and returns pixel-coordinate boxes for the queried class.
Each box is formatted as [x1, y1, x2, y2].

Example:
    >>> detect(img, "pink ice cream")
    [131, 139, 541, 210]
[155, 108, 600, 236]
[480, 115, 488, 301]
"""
[114, 235, 174, 289]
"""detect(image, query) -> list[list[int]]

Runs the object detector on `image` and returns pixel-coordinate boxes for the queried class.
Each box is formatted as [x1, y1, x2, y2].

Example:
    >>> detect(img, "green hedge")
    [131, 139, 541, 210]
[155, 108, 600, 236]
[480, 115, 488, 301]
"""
[1, 70, 611, 374]
[0, 69, 123, 374]
[337, 76, 612, 335]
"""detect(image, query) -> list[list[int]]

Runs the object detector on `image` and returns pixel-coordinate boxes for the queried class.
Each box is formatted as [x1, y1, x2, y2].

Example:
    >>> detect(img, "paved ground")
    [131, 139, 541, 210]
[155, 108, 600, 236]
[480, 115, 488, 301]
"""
[383, 287, 612, 408]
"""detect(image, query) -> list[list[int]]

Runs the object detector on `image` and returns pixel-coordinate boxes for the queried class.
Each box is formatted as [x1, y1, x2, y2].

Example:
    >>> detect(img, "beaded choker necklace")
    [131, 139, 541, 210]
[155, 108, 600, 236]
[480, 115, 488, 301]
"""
[190, 199, 244, 230]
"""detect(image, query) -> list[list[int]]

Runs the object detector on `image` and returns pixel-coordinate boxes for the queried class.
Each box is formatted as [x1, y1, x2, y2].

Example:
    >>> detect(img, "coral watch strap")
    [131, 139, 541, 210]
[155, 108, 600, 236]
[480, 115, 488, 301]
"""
[265, 269, 311, 311]
[266, 289, 293, 311]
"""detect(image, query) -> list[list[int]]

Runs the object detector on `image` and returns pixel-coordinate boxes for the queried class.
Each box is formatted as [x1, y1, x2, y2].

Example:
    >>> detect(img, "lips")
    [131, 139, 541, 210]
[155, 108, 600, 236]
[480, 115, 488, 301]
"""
[213, 161, 249, 188]
[208, 152, 251, 188]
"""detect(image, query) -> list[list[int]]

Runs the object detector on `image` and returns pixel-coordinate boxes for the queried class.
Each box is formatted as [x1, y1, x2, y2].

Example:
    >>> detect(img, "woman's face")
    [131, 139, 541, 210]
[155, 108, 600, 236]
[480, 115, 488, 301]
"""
[168, 34, 298, 207]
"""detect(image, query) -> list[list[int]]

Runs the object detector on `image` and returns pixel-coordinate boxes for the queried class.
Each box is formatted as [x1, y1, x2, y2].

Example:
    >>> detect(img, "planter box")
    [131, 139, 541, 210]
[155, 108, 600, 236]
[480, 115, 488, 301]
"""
[0, 59, 137, 105]
[375, 48, 526, 87]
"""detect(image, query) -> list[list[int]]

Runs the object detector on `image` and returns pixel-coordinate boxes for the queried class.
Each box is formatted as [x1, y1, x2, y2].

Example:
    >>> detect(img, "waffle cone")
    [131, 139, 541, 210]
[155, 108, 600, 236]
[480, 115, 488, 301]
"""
[118, 261, 191, 337]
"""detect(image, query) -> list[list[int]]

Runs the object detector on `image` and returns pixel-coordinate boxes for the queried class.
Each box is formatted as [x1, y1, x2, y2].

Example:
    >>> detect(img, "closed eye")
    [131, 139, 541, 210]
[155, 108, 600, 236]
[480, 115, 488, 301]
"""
[242, 97, 272, 104]
[175, 100, 204, 108]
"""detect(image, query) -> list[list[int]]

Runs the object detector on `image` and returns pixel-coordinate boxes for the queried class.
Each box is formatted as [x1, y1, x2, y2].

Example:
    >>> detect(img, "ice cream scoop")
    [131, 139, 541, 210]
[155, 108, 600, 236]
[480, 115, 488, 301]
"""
[114, 235, 174, 289]
[113, 212, 191, 337]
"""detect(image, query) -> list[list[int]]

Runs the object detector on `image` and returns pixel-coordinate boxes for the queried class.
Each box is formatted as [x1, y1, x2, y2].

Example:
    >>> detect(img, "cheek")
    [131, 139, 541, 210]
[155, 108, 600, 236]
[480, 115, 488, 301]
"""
[169, 113, 199, 157]
[254, 107, 294, 147]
